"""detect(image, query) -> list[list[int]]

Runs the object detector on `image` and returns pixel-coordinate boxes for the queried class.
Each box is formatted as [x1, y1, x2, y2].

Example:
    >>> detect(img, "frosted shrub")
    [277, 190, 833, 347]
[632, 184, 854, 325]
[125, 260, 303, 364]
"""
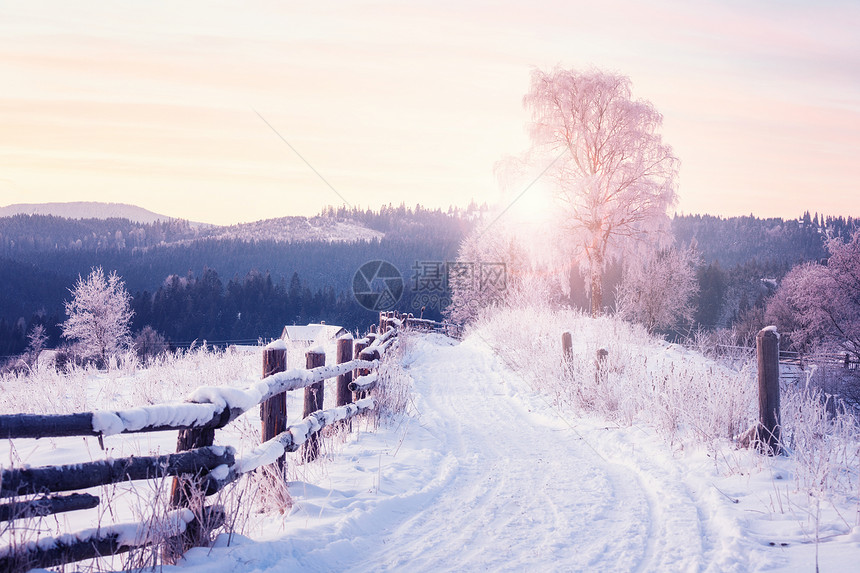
[781, 387, 860, 499]
[364, 335, 415, 428]
[475, 306, 758, 444]
[0, 345, 259, 415]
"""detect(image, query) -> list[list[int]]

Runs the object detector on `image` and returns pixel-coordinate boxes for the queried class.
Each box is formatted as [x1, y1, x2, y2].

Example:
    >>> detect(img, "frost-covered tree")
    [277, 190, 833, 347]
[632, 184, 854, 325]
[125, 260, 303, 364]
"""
[766, 230, 860, 360]
[616, 245, 699, 334]
[133, 325, 168, 362]
[522, 68, 679, 316]
[445, 226, 538, 324]
[62, 267, 134, 364]
[25, 324, 48, 364]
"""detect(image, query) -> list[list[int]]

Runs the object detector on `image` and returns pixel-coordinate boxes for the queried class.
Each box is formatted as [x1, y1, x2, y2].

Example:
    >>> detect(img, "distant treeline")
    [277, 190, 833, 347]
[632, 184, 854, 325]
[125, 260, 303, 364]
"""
[2, 208, 858, 359]
[0, 205, 471, 357]
[671, 212, 860, 331]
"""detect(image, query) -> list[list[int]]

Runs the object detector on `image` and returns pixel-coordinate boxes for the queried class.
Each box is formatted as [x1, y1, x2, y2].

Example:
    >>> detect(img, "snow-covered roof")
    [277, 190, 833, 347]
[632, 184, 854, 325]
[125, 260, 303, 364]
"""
[281, 323, 347, 345]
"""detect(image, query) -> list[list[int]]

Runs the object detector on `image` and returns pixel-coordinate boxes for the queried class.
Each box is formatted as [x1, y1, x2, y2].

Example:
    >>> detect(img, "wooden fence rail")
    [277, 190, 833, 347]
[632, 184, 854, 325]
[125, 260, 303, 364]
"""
[0, 312, 409, 571]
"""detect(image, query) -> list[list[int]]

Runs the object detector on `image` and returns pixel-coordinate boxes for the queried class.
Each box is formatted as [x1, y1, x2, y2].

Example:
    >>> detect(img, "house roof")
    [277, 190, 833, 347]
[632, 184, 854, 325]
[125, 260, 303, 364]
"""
[281, 323, 347, 345]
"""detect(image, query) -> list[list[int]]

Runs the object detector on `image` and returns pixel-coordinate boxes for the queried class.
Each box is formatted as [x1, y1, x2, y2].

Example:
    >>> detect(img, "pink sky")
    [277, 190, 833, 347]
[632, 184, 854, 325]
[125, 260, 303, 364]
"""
[1, 0, 858, 225]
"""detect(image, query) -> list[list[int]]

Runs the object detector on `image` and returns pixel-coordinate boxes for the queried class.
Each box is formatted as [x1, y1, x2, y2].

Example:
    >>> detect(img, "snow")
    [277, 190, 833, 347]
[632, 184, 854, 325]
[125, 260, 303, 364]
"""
[265, 339, 287, 351]
[159, 332, 860, 572]
[0, 509, 195, 558]
[91, 402, 221, 435]
[349, 372, 377, 391]
[235, 440, 286, 475]
[761, 325, 781, 340]
[6, 326, 860, 571]
[190, 380, 269, 412]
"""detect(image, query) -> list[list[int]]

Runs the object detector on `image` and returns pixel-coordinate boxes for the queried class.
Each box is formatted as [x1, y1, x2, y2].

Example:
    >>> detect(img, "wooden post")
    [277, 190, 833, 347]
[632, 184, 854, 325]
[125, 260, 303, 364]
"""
[595, 348, 609, 385]
[756, 327, 781, 455]
[165, 425, 215, 562]
[260, 341, 288, 471]
[301, 349, 326, 462]
[562, 332, 572, 364]
[353, 339, 369, 402]
[336, 335, 354, 407]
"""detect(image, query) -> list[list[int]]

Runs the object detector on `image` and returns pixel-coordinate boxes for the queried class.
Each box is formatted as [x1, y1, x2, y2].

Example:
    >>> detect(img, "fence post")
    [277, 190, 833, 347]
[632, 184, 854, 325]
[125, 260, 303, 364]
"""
[562, 332, 572, 363]
[595, 348, 608, 385]
[353, 338, 369, 402]
[260, 341, 288, 471]
[165, 424, 215, 562]
[301, 349, 326, 462]
[336, 334, 354, 407]
[756, 327, 781, 455]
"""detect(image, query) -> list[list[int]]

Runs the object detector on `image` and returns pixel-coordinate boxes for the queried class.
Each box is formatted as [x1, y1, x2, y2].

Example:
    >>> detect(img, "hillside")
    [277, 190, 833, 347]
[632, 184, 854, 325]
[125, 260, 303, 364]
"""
[196, 216, 383, 244]
[0, 201, 180, 225]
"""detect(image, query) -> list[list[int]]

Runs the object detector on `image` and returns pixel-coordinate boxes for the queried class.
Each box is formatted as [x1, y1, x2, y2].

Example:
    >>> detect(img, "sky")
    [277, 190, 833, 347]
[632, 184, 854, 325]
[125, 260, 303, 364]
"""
[1, 0, 858, 225]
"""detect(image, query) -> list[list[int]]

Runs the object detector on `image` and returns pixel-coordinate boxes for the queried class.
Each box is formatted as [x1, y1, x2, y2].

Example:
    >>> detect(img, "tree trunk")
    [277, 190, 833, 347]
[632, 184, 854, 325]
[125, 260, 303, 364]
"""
[590, 265, 603, 317]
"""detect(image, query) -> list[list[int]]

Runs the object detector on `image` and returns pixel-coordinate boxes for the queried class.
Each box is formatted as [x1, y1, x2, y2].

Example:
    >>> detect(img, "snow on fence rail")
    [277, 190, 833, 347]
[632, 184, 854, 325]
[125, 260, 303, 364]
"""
[0, 313, 405, 572]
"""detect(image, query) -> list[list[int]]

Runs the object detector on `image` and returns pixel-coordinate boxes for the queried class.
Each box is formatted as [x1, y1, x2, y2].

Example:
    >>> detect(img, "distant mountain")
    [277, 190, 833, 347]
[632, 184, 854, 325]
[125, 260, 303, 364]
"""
[0, 202, 182, 225]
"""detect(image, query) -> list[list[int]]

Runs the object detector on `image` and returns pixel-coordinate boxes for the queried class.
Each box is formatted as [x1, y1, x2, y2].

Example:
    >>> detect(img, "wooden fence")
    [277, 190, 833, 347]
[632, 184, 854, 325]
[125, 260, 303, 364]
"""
[383, 311, 464, 339]
[708, 344, 858, 371]
[0, 315, 403, 571]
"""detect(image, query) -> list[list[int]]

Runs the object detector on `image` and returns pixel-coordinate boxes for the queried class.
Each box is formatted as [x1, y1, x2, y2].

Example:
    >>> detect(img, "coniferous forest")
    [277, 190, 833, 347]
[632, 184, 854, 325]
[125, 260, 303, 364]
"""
[1, 205, 857, 361]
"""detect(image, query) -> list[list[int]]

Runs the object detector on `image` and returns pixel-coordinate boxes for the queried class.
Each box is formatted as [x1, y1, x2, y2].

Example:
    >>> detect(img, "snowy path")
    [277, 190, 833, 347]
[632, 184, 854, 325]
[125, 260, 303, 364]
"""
[345, 335, 710, 572]
[173, 333, 735, 572]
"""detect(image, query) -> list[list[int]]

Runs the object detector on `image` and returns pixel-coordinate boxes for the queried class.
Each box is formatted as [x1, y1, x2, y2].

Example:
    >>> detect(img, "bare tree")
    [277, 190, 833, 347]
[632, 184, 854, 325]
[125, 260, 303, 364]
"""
[522, 67, 679, 315]
[616, 244, 699, 334]
[61, 267, 134, 365]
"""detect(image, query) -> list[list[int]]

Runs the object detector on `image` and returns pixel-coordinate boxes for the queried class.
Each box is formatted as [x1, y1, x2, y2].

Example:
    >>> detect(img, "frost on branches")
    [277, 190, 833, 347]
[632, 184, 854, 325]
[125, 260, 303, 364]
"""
[522, 68, 679, 316]
[616, 245, 699, 334]
[61, 267, 134, 364]
[766, 230, 860, 360]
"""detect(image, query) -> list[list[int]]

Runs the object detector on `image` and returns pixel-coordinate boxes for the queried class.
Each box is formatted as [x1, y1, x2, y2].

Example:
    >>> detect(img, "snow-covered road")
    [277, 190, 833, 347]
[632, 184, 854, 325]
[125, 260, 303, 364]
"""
[174, 333, 744, 572]
[351, 334, 713, 572]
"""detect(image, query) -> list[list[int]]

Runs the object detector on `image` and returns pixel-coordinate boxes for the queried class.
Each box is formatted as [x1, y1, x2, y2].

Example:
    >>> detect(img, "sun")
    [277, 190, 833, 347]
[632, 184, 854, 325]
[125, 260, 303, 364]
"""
[506, 180, 555, 225]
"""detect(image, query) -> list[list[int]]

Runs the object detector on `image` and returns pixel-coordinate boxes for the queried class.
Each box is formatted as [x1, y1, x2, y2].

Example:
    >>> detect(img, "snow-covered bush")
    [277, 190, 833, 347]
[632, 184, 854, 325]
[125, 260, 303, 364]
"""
[616, 244, 699, 334]
[133, 326, 168, 363]
[766, 230, 860, 360]
[370, 334, 414, 424]
[445, 224, 560, 325]
[476, 305, 757, 443]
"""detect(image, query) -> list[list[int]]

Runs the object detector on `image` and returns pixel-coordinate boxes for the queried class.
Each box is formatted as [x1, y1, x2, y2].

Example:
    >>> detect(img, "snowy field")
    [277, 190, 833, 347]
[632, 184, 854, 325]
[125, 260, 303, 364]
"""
[2, 314, 860, 572]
